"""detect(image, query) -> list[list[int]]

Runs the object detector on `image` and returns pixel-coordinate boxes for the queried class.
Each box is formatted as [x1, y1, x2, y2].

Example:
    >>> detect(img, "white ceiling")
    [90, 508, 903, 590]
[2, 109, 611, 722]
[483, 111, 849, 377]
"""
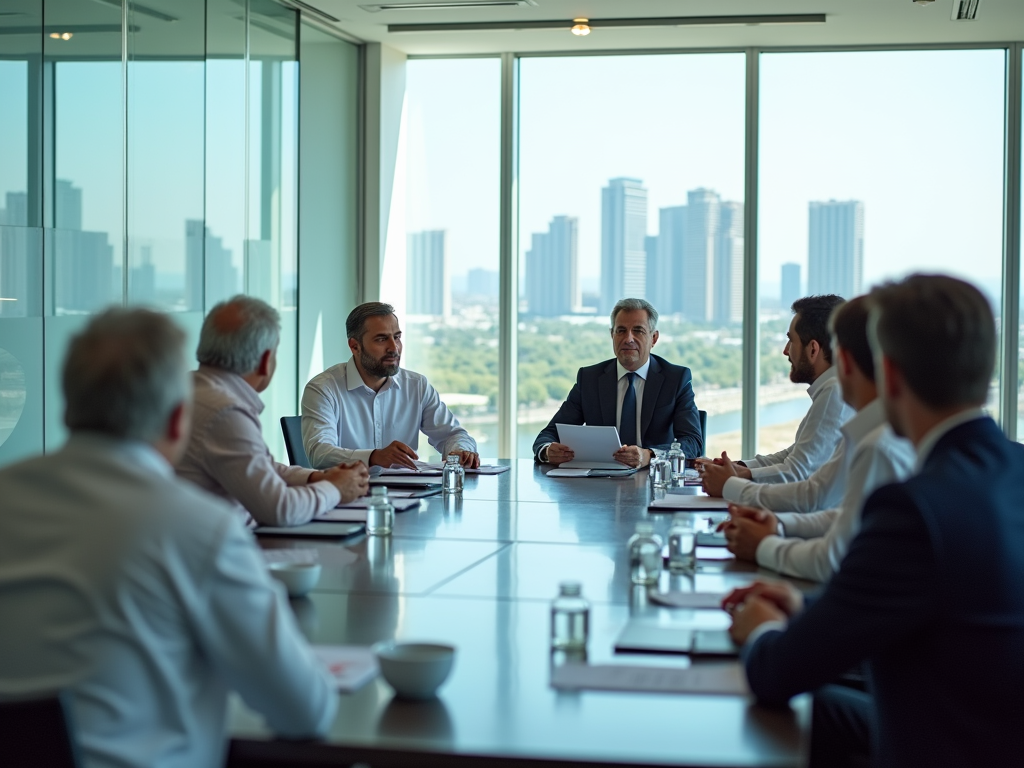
[307, 0, 1024, 54]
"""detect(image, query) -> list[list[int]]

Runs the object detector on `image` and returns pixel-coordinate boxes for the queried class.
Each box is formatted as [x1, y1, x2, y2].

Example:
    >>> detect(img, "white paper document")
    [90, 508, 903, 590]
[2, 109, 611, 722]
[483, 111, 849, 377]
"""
[369, 475, 441, 488]
[312, 645, 379, 693]
[550, 662, 748, 696]
[317, 497, 421, 522]
[649, 496, 730, 511]
[555, 424, 631, 470]
[647, 591, 728, 610]
[380, 461, 509, 476]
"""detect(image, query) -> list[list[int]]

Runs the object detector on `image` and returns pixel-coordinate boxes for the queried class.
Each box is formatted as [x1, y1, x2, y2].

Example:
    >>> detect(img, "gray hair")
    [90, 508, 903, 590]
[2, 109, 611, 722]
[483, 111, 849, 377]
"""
[610, 298, 659, 331]
[346, 302, 396, 341]
[63, 308, 189, 442]
[197, 295, 281, 375]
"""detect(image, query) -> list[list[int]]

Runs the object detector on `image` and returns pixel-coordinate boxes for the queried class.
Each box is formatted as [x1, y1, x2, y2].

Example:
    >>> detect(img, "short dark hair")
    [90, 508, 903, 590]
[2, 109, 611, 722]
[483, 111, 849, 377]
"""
[828, 296, 873, 380]
[791, 294, 846, 364]
[346, 302, 396, 341]
[869, 274, 994, 409]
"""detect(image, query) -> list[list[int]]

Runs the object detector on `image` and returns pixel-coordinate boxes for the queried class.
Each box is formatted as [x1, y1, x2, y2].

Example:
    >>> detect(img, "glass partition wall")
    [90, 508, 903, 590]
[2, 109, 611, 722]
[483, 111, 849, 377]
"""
[0, 0, 302, 464]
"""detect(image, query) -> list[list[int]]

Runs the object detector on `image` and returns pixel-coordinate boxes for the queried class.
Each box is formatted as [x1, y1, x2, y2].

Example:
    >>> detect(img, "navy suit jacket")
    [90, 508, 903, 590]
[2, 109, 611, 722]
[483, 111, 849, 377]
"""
[532, 354, 703, 460]
[743, 417, 1024, 767]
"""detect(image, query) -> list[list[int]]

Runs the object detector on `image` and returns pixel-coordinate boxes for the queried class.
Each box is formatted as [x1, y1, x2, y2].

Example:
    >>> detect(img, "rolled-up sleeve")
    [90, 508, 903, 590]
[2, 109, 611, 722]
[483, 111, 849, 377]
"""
[201, 407, 340, 527]
[301, 379, 374, 468]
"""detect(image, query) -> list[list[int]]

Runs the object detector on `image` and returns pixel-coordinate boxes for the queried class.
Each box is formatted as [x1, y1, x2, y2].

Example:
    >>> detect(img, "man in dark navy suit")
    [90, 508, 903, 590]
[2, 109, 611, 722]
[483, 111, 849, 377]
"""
[722, 274, 1024, 768]
[533, 298, 702, 468]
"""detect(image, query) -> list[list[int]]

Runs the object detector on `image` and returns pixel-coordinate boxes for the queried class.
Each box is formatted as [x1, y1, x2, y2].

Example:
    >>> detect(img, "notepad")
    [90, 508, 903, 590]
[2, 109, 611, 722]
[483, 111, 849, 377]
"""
[614, 622, 738, 658]
[547, 467, 637, 478]
[648, 496, 730, 511]
[551, 662, 747, 696]
[647, 591, 728, 610]
[312, 645, 379, 692]
[316, 497, 421, 522]
[380, 461, 509, 476]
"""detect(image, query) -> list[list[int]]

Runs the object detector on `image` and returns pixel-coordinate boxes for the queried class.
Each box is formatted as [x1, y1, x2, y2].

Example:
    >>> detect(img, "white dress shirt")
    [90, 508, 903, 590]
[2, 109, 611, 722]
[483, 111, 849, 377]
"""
[177, 367, 341, 528]
[740, 366, 854, 484]
[301, 357, 477, 469]
[614, 359, 650, 447]
[754, 399, 917, 582]
[722, 439, 846, 512]
[0, 434, 337, 768]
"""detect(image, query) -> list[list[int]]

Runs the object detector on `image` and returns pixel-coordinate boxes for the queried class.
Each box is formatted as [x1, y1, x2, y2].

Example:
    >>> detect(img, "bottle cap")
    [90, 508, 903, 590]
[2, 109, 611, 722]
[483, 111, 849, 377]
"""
[635, 521, 654, 534]
[371, 486, 387, 496]
[558, 581, 582, 596]
[446, 454, 460, 463]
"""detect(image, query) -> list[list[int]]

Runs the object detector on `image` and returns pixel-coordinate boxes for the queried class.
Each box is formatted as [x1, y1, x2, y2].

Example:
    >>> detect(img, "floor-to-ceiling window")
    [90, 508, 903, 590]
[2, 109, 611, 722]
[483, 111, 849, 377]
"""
[757, 49, 1006, 453]
[382, 57, 502, 459]
[517, 53, 746, 458]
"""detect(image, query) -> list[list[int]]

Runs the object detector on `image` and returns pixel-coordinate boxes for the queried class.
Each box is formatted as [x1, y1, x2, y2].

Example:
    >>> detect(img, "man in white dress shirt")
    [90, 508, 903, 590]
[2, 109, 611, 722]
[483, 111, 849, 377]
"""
[702, 294, 853, 493]
[177, 296, 369, 528]
[302, 302, 479, 469]
[718, 296, 916, 581]
[0, 309, 336, 768]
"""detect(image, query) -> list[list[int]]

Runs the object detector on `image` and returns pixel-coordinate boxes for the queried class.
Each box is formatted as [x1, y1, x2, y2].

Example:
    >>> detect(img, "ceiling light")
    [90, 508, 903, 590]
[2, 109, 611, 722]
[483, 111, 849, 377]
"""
[49, 32, 73, 40]
[570, 18, 590, 36]
[388, 14, 826, 34]
[912, 0, 934, 5]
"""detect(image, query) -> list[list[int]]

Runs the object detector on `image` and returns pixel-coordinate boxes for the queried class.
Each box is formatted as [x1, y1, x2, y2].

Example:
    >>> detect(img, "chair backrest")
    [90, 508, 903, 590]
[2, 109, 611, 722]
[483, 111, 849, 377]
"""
[280, 416, 311, 468]
[698, 409, 708, 454]
[0, 695, 81, 768]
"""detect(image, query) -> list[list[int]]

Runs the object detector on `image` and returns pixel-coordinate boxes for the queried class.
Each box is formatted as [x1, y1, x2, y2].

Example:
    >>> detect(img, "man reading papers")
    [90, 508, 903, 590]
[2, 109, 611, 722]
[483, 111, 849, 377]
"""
[533, 298, 702, 469]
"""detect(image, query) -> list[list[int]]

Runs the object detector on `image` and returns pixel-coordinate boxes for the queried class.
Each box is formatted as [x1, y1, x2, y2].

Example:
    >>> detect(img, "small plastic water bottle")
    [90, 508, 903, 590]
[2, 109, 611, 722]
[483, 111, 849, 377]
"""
[649, 450, 670, 490]
[627, 521, 663, 585]
[443, 454, 464, 495]
[667, 513, 697, 573]
[667, 440, 685, 483]
[365, 486, 394, 536]
[550, 581, 589, 651]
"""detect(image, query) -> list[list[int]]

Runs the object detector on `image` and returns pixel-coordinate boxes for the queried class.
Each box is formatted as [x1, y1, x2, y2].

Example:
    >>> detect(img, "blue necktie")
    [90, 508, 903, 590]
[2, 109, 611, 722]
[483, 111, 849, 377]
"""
[620, 372, 637, 447]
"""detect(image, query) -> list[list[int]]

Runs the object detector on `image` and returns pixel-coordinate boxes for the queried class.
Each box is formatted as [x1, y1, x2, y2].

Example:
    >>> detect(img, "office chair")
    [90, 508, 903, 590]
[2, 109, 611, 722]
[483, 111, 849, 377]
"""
[0, 694, 82, 768]
[698, 409, 707, 454]
[280, 416, 311, 468]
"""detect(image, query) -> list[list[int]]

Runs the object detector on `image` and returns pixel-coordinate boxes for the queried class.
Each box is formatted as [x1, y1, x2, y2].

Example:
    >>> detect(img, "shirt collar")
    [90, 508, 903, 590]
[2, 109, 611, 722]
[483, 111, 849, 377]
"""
[345, 356, 400, 392]
[196, 366, 265, 415]
[914, 407, 988, 472]
[806, 365, 838, 400]
[840, 397, 887, 447]
[617, 358, 651, 382]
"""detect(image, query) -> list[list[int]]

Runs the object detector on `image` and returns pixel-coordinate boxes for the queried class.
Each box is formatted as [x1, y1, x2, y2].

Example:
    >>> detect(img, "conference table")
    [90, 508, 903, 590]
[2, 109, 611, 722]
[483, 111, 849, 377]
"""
[228, 459, 813, 768]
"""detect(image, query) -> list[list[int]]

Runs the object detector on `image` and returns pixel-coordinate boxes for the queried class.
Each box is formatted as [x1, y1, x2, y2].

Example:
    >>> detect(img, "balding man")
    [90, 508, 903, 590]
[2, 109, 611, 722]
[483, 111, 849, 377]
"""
[0, 309, 337, 768]
[178, 295, 368, 527]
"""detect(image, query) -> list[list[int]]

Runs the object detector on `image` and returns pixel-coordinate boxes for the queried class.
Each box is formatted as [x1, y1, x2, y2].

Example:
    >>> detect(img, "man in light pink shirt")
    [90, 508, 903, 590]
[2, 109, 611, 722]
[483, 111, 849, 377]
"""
[178, 296, 368, 527]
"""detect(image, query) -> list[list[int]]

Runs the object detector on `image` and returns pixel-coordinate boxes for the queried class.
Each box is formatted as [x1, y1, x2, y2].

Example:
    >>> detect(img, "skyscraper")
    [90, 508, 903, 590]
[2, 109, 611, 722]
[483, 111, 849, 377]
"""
[526, 215, 579, 317]
[0, 192, 42, 317]
[781, 262, 801, 310]
[644, 205, 687, 315]
[808, 200, 864, 299]
[407, 230, 450, 316]
[681, 188, 720, 323]
[714, 201, 744, 325]
[48, 181, 113, 314]
[601, 178, 647, 312]
[466, 268, 498, 297]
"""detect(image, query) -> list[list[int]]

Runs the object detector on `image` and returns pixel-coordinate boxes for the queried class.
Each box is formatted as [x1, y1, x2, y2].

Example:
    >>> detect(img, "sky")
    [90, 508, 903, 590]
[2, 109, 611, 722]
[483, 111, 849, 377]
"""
[403, 49, 1007, 302]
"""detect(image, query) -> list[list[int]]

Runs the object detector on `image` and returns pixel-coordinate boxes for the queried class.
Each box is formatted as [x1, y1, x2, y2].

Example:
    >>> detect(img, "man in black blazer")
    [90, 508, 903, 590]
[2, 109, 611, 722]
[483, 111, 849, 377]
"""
[533, 298, 702, 467]
[723, 274, 1024, 767]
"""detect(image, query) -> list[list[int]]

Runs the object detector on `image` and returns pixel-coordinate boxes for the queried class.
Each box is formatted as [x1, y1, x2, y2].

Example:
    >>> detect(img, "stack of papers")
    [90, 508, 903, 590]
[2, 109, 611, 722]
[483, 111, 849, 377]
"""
[647, 591, 727, 609]
[317, 496, 422, 522]
[380, 461, 509, 476]
[547, 467, 637, 478]
[551, 662, 747, 696]
[648, 495, 730, 511]
[312, 645, 379, 692]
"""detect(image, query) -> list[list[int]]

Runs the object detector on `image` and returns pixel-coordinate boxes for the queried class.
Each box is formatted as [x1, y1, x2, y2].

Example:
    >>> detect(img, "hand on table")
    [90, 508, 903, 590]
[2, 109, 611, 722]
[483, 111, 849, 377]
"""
[613, 445, 648, 468]
[717, 504, 780, 562]
[317, 461, 370, 503]
[370, 441, 419, 469]
[546, 443, 575, 465]
[721, 579, 804, 645]
[450, 450, 480, 469]
[700, 451, 751, 496]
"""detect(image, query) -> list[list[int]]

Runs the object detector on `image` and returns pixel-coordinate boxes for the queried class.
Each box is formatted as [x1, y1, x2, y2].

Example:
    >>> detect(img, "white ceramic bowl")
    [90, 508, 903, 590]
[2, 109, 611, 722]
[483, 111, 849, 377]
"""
[372, 641, 456, 700]
[268, 562, 322, 597]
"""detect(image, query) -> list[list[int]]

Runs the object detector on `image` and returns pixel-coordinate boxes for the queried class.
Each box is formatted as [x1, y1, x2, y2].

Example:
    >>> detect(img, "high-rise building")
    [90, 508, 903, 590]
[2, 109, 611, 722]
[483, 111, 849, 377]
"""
[0, 192, 42, 317]
[808, 200, 864, 299]
[185, 220, 241, 310]
[54, 180, 82, 231]
[466, 268, 499, 297]
[407, 229, 450, 316]
[526, 215, 579, 317]
[781, 262, 802, 310]
[601, 177, 647, 312]
[652, 206, 687, 315]
[681, 188, 720, 323]
[643, 234, 659, 310]
[714, 201, 744, 324]
[130, 245, 157, 305]
[46, 181, 114, 314]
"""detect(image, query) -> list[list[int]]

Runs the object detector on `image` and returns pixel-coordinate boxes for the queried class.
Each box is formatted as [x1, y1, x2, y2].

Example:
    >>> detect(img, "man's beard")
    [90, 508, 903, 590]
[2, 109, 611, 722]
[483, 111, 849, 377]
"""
[789, 350, 816, 384]
[360, 349, 400, 378]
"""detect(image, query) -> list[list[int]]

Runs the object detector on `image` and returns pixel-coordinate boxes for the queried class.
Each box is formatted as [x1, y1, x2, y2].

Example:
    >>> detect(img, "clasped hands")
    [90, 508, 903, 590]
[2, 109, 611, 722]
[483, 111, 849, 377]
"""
[307, 461, 369, 502]
[369, 440, 480, 470]
[721, 579, 803, 645]
[696, 451, 752, 497]
[546, 443, 650, 468]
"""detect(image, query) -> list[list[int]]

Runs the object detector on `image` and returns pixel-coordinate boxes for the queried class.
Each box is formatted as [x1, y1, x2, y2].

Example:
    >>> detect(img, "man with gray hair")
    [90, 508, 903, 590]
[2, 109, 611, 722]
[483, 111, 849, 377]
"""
[0, 308, 337, 768]
[302, 302, 479, 469]
[533, 298, 703, 468]
[178, 295, 368, 527]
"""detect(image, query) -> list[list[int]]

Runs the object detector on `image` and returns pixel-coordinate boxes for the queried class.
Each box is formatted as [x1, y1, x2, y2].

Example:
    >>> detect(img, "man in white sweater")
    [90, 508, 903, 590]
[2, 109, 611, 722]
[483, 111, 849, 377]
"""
[702, 295, 854, 493]
[719, 296, 916, 582]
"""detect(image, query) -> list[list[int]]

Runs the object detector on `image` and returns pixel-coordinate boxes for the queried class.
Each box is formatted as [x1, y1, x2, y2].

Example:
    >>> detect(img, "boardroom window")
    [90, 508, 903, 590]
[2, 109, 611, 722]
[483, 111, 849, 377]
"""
[757, 50, 1005, 453]
[381, 57, 501, 459]
[517, 54, 746, 458]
